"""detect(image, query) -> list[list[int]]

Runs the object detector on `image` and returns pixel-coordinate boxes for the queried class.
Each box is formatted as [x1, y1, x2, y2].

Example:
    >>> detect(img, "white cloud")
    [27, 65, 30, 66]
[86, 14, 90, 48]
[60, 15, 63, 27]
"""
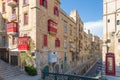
[84, 20, 103, 37]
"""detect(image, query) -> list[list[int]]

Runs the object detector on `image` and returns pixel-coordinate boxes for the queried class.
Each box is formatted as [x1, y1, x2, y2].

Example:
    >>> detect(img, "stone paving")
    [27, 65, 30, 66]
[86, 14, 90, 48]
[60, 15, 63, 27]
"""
[0, 60, 41, 80]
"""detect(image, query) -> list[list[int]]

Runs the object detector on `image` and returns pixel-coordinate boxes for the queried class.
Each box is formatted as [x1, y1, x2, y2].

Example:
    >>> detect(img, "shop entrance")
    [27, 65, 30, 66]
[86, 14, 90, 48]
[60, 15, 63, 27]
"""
[11, 56, 18, 66]
[0, 48, 9, 63]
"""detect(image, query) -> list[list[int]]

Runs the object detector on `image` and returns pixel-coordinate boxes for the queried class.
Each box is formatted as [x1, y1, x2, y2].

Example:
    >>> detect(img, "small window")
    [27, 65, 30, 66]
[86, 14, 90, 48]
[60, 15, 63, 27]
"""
[24, 13, 28, 25]
[64, 24, 67, 33]
[2, 3, 5, 13]
[23, 0, 28, 5]
[31, 53, 35, 56]
[107, 39, 111, 43]
[64, 40, 67, 48]
[70, 28, 72, 36]
[54, 6, 59, 16]
[2, 19, 6, 29]
[108, 19, 110, 23]
[118, 39, 120, 43]
[2, 36, 6, 47]
[117, 20, 120, 25]
[40, 0, 48, 8]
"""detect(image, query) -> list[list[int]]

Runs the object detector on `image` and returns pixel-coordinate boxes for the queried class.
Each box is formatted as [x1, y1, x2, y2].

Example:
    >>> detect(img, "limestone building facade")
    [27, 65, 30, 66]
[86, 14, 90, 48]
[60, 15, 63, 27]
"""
[103, 0, 120, 76]
[0, 0, 101, 74]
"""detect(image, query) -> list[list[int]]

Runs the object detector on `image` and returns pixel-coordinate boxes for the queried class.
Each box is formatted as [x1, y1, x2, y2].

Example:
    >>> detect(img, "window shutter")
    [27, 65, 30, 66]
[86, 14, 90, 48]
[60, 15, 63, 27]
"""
[54, 6, 56, 15]
[44, 34, 47, 46]
[46, 0, 48, 8]
[54, 6, 59, 16]
[55, 38, 60, 47]
[24, 14, 28, 24]
[55, 39, 57, 47]
[56, 7, 59, 16]
[58, 39, 60, 47]
[2, 3, 5, 12]
[26, 14, 28, 24]
[40, 0, 43, 5]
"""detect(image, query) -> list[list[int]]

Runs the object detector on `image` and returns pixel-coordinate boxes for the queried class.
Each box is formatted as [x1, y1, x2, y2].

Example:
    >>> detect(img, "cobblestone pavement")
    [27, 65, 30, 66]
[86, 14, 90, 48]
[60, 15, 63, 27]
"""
[0, 60, 40, 80]
[0, 76, 4, 80]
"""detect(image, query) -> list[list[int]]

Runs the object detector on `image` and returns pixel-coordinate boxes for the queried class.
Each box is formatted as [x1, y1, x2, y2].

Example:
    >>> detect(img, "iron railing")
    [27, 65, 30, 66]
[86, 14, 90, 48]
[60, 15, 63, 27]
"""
[42, 72, 100, 80]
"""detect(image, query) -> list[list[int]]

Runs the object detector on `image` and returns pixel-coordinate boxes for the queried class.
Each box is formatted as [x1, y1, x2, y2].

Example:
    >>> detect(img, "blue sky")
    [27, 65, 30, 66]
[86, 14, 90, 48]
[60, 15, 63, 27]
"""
[60, 0, 103, 38]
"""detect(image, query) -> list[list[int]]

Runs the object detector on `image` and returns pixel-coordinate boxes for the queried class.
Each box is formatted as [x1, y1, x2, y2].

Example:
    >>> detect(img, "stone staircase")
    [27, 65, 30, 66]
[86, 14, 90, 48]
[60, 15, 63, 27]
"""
[0, 60, 23, 80]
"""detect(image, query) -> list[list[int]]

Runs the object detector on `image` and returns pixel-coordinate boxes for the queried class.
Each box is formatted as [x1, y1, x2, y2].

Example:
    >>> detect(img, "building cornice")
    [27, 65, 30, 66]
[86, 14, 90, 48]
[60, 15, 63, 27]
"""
[60, 9, 75, 24]
[103, 11, 120, 16]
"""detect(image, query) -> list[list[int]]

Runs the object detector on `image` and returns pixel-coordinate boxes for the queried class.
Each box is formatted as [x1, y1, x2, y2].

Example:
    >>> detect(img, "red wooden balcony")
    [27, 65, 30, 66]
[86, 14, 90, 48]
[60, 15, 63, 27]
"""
[7, 0, 17, 7]
[18, 37, 30, 51]
[7, 22, 18, 35]
[48, 19, 57, 34]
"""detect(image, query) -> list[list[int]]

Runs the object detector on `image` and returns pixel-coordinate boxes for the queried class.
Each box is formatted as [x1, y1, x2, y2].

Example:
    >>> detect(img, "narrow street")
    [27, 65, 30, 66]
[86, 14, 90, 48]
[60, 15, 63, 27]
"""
[0, 59, 40, 80]
[85, 58, 102, 78]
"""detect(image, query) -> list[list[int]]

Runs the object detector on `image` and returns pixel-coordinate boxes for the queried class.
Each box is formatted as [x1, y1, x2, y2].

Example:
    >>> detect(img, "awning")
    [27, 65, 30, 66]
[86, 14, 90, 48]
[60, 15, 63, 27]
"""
[10, 48, 19, 52]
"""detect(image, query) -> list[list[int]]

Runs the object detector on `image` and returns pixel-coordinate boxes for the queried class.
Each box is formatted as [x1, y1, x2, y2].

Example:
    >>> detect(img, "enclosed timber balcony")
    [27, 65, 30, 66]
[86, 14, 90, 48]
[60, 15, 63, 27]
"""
[7, 0, 17, 7]
[18, 37, 30, 51]
[48, 19, 57, 34]
[7, 22, 18, 35]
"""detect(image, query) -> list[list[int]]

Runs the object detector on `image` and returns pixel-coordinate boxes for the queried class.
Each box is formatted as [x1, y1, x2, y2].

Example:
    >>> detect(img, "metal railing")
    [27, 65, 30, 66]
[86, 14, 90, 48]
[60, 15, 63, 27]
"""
[42, 72, 100, 80]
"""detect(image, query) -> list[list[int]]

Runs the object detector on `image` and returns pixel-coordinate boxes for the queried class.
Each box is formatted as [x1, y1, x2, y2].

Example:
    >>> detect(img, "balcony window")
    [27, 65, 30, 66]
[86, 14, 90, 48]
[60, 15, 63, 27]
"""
[40, 0, 48, 8]
[48, 19, 57, 34]
[54, 6, 59, 16]
[7, 22, 18, 34]
[2, 3, 6, 13]
[18, 37, 30, 51]
[24, 13, 28, 25]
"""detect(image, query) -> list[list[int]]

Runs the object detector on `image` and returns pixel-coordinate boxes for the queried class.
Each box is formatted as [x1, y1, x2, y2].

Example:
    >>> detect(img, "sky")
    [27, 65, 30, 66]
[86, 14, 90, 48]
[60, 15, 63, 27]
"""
[60, 0, 103, 38]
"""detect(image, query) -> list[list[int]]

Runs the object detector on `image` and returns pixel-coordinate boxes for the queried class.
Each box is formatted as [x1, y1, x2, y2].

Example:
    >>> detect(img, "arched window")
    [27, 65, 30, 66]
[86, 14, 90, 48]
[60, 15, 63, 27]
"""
[54, 6, 59, 16]
[40, 0, 48, 8]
